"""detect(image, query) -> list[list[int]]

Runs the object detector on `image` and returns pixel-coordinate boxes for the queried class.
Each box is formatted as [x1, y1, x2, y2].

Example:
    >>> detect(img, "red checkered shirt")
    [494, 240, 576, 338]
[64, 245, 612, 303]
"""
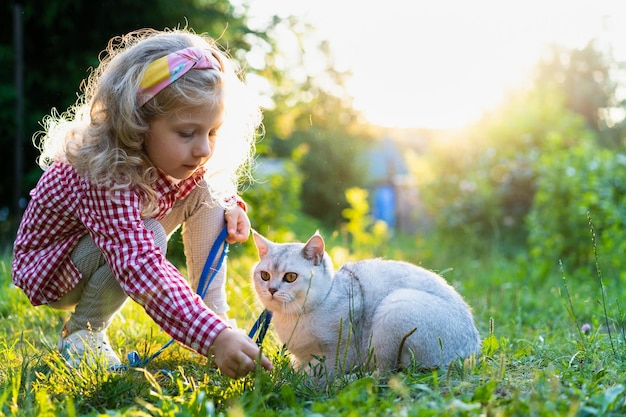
[12, 161, 227, 356]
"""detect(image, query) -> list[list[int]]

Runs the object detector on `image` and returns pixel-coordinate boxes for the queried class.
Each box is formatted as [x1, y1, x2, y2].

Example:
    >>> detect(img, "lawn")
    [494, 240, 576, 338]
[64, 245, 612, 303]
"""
[1, 231, 625, 416]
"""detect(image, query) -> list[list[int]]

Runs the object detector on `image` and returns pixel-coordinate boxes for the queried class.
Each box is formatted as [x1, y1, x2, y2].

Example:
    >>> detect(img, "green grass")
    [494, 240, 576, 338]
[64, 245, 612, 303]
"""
[1, 232, 626, 416]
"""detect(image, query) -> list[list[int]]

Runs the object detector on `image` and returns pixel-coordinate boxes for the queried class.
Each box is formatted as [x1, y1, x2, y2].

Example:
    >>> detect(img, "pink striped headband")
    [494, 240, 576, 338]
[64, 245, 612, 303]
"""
[137, 46, 222, 106]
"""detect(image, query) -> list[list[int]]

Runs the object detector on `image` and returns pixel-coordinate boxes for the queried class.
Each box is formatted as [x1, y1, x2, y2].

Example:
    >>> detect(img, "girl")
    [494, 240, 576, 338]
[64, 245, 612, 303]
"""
[12, 28, 272, 379]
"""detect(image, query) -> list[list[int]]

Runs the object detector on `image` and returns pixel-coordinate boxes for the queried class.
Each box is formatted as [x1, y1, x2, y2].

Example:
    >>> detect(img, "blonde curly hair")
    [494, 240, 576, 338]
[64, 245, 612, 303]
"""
[35, 28, 261, 216]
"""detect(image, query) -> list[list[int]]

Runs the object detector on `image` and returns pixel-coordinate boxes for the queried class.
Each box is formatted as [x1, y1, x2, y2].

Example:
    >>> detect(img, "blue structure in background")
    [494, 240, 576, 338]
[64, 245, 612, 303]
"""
[365, 137, 410, 229]
[373, 184, 396, 228]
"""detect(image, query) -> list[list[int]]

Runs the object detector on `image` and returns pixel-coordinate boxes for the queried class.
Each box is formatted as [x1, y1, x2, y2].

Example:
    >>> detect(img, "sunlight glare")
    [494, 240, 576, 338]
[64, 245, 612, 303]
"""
[247, 0, 626, 129]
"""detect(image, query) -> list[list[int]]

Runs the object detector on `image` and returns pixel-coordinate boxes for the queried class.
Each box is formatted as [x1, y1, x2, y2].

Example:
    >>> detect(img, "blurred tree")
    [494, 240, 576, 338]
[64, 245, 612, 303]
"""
[1, 0, 276, 234]
[256, 34, 375, 226]
[524, 46, 626, 279]
[241, 21, 379, 228]
[418, 79, 590, 249]
[415, 40, 626, 250]
[532, 41, 626, 147]
[297, 120, 370, 226]
[296, 53, 371, 223]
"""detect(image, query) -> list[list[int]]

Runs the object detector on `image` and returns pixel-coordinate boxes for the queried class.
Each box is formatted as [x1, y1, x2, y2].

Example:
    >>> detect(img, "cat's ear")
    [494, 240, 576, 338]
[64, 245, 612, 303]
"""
[252, 230, 271, 258]
[303, 231, 325, 265]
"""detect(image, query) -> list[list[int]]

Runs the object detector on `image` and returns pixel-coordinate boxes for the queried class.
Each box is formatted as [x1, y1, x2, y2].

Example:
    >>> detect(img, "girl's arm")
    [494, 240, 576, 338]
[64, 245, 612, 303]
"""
[80, 185, 228, 357]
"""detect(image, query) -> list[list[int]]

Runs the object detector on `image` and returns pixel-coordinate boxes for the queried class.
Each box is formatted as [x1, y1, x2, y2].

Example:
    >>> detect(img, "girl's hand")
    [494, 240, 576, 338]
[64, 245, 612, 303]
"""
[224, 205, 250, 243]
[211, 328, 273, 378]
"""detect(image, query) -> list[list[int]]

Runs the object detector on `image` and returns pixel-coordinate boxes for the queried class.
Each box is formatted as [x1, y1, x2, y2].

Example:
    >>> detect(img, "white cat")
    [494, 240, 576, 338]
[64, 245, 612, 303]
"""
[252, 231, 481, 379]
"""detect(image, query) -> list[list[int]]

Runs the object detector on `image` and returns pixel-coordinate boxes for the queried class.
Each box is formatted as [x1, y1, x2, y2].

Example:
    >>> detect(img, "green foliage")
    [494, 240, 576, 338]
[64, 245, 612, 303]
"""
[418, 86, 586, 249]
[532, 41, 625, 144]
[340, 187, 389, 257]
[527, 138, 626, 279]
[297, 126, 367, 226]
[245, 158, 305, 236]
[257, 33, 375, 228]
[415, 40, 626, 255]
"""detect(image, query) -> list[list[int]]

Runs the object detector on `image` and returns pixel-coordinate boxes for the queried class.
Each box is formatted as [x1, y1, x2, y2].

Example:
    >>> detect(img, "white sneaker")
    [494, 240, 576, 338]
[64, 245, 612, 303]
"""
[58, 329, 121, 368]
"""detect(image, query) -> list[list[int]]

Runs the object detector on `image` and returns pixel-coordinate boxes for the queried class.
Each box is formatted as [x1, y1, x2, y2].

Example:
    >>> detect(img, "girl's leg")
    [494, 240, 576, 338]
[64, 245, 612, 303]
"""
[52, 219, 167, 367]
[54, 218, 167, 334]
[159, 182, 229, 315]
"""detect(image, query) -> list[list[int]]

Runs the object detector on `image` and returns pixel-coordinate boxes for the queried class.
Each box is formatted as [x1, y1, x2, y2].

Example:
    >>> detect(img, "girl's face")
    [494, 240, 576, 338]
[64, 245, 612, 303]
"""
[144, 103, 224, 180]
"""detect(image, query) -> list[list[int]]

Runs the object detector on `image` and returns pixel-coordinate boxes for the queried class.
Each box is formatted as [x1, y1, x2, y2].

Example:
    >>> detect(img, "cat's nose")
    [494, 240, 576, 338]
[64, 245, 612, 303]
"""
[269, 287, 278, 295]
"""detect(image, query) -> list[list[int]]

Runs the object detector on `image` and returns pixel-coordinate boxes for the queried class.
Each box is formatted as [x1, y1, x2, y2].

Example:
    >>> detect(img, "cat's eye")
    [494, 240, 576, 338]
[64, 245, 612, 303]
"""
[260, 271, 270, 281]
[283, 272, 298, 283]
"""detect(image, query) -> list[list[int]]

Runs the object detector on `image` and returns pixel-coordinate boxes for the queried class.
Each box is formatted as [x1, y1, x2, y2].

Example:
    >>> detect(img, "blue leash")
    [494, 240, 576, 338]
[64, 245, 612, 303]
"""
[114, 226, 272, 370]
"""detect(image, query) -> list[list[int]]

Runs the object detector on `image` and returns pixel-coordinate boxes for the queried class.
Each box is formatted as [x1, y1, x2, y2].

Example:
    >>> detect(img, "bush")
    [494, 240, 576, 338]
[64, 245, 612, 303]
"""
[417, 86, 589, 251]
[527, 138, 626, 279]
